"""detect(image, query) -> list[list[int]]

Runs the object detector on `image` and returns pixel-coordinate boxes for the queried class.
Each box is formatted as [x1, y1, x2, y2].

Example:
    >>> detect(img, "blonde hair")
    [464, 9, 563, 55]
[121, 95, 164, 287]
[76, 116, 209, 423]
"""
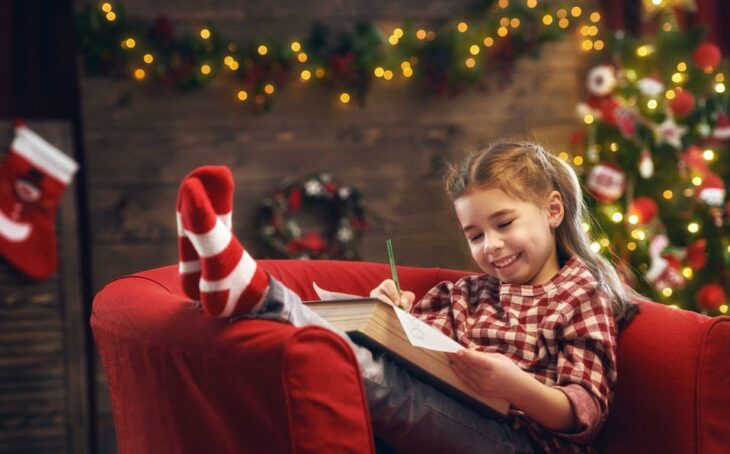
[444, 141, 639, 326]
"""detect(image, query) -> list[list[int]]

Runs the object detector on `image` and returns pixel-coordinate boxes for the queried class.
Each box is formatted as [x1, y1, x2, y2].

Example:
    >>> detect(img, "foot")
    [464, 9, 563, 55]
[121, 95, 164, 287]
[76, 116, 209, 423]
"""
[178, 177, 270, 317]
[177, 166, 234, 301]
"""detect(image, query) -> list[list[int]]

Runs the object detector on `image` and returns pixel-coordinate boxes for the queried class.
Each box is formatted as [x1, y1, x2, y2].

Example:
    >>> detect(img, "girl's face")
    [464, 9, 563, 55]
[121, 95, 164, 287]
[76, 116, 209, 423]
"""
[454, 186, 564, 285]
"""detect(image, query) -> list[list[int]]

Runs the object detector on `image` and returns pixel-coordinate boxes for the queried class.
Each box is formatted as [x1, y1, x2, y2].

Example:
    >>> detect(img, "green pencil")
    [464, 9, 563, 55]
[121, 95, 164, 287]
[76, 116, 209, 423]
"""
[386, 239, 402, 299]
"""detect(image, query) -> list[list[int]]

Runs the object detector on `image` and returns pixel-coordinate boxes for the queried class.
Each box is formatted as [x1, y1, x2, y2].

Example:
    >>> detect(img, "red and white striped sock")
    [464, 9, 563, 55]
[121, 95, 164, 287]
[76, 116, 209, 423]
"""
[179, 177, 270, 317]
[177, 166, 234, 301]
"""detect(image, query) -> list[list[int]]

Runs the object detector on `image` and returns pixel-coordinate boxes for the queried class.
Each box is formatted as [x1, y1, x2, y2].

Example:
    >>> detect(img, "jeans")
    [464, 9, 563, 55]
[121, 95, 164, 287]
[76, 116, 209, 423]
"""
[249, 277, 534, 454]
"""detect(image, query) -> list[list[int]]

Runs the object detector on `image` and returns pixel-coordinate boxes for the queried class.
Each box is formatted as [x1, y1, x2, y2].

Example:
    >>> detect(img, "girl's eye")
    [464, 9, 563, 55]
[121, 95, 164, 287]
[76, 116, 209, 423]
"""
[498, 220, 514, 229]
[468, 233, 483, 243]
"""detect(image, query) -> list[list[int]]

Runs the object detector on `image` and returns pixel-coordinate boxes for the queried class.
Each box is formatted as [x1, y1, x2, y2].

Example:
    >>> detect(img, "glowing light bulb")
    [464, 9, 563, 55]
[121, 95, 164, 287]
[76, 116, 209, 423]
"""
[300, 70, 311, 81]
[264, 84, 275, 94]
[688, 222, 700, 233]
[143, 54, 154, 64]
[134, 68, 145, 80]
[457, 22, 468, 33]
[200, 29, 211, 40]
[237, 90, 248, 101]
[200, 64, 211, 75]
[258, 45, 268, 56]
[290, 41, 301, 52]
[339, 92, 351, 103]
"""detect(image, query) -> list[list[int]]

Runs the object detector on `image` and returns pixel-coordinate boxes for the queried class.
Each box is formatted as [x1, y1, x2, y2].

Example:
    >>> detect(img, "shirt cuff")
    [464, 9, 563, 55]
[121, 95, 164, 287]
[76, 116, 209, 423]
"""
[552, 384, 603, 444]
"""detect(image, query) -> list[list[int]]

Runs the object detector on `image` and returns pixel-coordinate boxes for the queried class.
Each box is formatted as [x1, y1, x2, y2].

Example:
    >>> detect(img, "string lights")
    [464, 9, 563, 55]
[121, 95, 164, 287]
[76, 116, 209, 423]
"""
[77, 1, 605, 111]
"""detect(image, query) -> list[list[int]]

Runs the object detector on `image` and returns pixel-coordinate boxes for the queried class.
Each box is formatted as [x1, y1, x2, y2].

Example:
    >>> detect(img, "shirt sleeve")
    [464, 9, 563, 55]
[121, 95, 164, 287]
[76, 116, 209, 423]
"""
[551, 286, 618, 445]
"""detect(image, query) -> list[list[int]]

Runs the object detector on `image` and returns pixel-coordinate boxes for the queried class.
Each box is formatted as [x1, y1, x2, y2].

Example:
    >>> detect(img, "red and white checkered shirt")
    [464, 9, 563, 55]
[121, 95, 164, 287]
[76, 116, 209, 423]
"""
[411, 256, 617, 453]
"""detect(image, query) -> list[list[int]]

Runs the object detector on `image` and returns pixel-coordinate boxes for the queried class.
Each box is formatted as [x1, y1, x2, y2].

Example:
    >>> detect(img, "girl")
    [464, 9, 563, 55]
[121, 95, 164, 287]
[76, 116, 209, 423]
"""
[176, 142, 639, 453]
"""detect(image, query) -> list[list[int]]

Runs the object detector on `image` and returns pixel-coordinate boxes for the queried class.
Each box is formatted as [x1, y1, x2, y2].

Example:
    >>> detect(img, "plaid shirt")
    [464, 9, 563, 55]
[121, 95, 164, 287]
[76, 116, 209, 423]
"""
[411, 256, 617, 453]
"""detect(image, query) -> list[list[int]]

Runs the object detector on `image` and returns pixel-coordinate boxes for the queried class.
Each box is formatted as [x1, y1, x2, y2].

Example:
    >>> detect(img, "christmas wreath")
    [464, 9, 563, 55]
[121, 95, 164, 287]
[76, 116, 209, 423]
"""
[257, 172, 367, 259]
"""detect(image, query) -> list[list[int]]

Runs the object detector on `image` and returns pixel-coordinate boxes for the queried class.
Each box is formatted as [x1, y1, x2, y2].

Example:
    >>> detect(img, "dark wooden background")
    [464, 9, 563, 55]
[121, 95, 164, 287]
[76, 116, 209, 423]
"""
[1, 0, 592, 452]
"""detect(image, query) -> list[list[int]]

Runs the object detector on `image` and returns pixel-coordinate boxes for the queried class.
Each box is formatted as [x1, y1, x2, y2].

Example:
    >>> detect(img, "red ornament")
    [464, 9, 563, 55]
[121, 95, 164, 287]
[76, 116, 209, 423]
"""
[586, 95, 620, 125]
[698, 172, 726, 206]
[692, 42, 722, 71]
[669, 90, 695, 118]
[629, 197, 659, 224]
[685, 239, 708, 270]
[713, 112, 730, 140]
[288, 188, 302, 212]
[587, 163, 626, 203]
[697, 283, 725, 312]
[680, 145, 709, 173]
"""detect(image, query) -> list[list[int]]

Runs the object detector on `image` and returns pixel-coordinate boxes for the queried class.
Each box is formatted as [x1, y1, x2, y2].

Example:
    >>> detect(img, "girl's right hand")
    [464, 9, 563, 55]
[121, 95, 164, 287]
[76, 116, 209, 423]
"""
[369, 279, 416, 311]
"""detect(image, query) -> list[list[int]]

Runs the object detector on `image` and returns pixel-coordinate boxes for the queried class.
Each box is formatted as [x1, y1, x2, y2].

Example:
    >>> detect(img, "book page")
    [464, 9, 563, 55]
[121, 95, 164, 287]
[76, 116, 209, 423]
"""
[392, 306, 463, 353]
[312, 282, 365, 300]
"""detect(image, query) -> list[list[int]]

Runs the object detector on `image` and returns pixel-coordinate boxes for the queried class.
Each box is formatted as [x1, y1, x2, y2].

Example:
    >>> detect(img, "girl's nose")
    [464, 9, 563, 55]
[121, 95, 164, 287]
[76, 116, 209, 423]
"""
[483, 235, 503, 253]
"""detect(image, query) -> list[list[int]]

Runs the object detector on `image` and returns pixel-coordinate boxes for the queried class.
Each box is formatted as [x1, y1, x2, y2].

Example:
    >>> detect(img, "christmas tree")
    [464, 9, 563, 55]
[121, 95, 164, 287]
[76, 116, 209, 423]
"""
[572, 1, 729, 315]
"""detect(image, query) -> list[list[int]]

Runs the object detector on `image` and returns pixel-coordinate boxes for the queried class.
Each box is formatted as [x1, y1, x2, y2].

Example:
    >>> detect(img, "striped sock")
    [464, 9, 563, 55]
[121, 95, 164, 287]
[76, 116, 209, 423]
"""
[177, 166, 234, 301]
[179, 177, 270, 318]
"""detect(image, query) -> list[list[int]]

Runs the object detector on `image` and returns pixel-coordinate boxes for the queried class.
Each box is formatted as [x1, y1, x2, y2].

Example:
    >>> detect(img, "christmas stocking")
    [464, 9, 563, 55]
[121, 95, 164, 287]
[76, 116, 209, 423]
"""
[0, 123, 78, 280]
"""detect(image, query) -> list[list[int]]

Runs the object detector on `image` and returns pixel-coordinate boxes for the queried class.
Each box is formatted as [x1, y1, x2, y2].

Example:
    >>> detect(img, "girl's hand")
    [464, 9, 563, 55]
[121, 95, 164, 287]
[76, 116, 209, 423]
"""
[447, 349, 527, 402]
[369, 279, 415, 311]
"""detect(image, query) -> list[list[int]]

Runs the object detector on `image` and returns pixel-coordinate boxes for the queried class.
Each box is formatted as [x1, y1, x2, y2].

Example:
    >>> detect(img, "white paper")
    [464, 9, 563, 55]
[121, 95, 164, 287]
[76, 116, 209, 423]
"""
[312, 282, 366, 300]
[392, 305, 463, 353]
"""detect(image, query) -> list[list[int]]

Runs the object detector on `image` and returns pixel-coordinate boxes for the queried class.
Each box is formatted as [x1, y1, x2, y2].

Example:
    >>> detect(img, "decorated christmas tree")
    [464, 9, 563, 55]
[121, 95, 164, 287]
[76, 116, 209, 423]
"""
[572, 2, 729, 315]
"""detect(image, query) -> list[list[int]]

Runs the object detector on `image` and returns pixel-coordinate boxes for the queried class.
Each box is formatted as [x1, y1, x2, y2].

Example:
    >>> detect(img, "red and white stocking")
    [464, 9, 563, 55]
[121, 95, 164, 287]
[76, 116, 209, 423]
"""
[0, 124, 78, 279]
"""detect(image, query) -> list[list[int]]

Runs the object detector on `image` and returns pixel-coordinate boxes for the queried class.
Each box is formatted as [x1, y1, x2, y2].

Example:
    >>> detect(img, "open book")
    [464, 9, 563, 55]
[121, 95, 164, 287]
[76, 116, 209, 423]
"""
[305, 294, 510, 417]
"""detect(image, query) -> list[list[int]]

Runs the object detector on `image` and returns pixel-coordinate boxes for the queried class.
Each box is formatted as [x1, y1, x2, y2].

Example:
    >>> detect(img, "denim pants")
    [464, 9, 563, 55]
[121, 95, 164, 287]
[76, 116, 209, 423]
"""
[250, 278, 534, 454]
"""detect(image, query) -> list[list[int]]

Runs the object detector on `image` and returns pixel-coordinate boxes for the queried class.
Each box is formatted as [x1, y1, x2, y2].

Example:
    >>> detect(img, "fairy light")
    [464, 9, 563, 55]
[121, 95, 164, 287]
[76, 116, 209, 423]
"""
[688, 222, 700, 233]
[237, 90, 248, 101]
[625, 69, 637, 80]
[590, 12, 601, 22]
[594, 40, 605, 51]
[388, 35, 399, 45]
[557, 9, 568, 18]
[720, 304, 729, 314]
[106, 11, 117, 21]
[498, 0, 509, 7]
[627, 241, 637, 251]
[692, 176, 703, 186]
[663, 190, 673, 199]
[611, 212, 623, 223]
[542, 15, 554, 26]
[682, 267, 693, 279]
[457, 22, 468, 33]
[600, 238, 610, 248]
[527, 0, 537, 8]
[662, 288, 673, 297]
[647, 99, 658, 109]
[511, 18, 521, 28]
[200, 28, 211, 40]
[571, 7, 582, 17]
[465, 58, 476, 69]
[610, 142, 619, 152]
[290, 41, 301, 52]
[297, 53, 308, 63]
[672, 72, 684, 84]
[716, 83, 727, 93]
[143, 54, 154, 64]
[229, 61, 239, 70]
[637, 46, 651, 57]
[300, 70, 311, 81]
[134, 68, 145, 80]
[677, 62, 687, 71]
[315, 68, 325, 78]
[498, 27, 509, 37]
[631, 229, 645, 240]
[558, 18, 569, 29]
[403, 67, 413, 77]
[264, 83, 275, 94]
[666, 89, 676, 99]
[339, 92, 351, 104]
[583, 114, 594, 124]
[572, 156, 584, 166]
[383, 70, 394, 80]
[123, 38, 136, 49]
[716, 73, 725, 82]
[582, 40, 593, 51]
[590, 242, 601, 253]
[483, 37, 495, 47]
[558, 152, 570, 161]
[101, 3, 113, 13]
[628, 214, 639, 225]
[224, 56, 234, 66]
[663, 22, 672, 31]
[703, 149, 715, 160]
[582, 222, 591, 232]
[200, 64, 211, 75]
[416, 29, 427, 40]
[257, 45, 268, 56]
[393, 28, 404, 38]
[374, 67, 385, 77]
[470, 45, 480, 55]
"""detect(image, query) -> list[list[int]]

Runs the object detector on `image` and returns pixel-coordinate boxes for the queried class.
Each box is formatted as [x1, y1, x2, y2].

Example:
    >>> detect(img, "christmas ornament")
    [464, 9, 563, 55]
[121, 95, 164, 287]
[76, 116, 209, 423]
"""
[680, 145, 709, 174]
[654, 118, 688, 149]
[586, 96, 620, 125]
[645, 235, 685, 291]
[692, 42, 722, 71]
[685, 239, 708, 270]
[587, 163, 626, 203]
[639, 149, 654, 178]
[637, 77, 665, 98]
[0, 123, 79, 280]
[586, 65, 617, 97]
[669, 90, 695, 118]
[629, 197, 659, 224]
[698, 172, 726, 206]
[257, 171, 367, 259]
[697, 283, 725, 312]
[712, 112, 730, 140]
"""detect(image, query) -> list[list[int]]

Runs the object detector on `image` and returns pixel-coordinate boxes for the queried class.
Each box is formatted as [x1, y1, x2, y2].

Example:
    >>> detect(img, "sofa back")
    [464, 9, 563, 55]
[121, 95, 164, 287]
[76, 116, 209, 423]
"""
[93, 259, 730, 453]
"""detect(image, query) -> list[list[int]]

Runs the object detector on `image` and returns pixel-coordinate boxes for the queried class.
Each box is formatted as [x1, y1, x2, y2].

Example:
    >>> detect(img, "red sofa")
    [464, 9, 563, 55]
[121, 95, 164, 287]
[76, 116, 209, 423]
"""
[92, 259, 730, 453]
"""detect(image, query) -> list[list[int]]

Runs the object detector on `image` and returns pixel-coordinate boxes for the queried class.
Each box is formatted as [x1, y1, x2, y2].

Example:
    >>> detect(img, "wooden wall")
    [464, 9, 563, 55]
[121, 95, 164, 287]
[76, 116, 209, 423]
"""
[0, 122, 88, 454]
[78, 1, 591, 451]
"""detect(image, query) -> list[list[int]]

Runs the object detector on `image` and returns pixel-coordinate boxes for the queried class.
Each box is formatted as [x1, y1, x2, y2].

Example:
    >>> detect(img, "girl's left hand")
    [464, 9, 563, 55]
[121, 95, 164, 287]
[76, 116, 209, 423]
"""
[447, 349, 527, 401]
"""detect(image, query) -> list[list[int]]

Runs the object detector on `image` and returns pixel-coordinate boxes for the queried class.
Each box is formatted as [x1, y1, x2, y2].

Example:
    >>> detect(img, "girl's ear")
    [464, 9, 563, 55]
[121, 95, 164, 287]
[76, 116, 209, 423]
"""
[546, 190, 564, 228]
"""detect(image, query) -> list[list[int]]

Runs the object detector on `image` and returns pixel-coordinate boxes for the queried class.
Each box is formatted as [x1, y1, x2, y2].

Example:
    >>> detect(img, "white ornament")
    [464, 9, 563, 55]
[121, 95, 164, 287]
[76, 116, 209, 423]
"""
[586, 65, 617, 97]
[304, 180, 323, 196]
[639, 149, 654, 179]
[637, 77, 665, 97]
[654, 118, 688, 149]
